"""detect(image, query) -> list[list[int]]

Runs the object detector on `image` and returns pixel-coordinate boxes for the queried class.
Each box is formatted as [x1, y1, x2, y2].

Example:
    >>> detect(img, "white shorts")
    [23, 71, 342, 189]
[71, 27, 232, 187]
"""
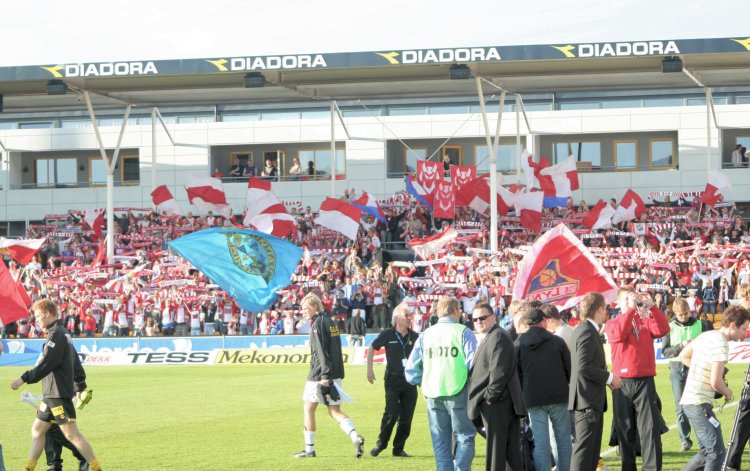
[302, 379, 353, 405]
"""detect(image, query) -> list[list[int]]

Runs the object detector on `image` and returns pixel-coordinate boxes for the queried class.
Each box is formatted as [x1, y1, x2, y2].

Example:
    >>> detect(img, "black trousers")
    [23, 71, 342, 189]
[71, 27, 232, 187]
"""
[725, 388, 750, 470]
[377, 377, 418, 452]
[571, 408, 604, 471]
[612, 377, 664, 471]
[45, 424, 88, 471]
[480, 398, 521, 471]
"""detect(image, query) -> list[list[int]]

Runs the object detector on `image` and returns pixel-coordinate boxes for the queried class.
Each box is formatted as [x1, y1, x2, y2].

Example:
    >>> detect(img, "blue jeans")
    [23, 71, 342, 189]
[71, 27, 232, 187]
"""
[682, 403, 725, 471]
[425, 386, 475, 471]
[529, 403, 572, 471]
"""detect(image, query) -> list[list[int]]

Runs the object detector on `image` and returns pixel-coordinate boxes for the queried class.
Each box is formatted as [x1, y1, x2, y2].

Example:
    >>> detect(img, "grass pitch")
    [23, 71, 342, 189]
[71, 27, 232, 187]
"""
[1, 364, 747, 470]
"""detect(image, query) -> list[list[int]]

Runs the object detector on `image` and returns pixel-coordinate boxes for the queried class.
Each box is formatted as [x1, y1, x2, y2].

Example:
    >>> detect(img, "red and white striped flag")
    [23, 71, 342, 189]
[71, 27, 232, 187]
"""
[0, 258, 30, 325]
[185, 176, 230, 218]
[612, 189, 646, 224]
[83, 208, 105, 240]
[409, 226, 458, 260]
[151, 185, 182, 216]
[0, 237, 45, 265]
[513, 191, 544, 232]
[243, 178, 296, 238]
[314, 197, 362, 241]
[455, 176, 514, 216]
[582, 200, 615, 230]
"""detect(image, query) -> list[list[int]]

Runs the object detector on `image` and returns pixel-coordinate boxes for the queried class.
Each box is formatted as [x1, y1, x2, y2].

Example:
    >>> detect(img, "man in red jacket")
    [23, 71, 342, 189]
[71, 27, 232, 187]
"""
[605, 285, 670, 471]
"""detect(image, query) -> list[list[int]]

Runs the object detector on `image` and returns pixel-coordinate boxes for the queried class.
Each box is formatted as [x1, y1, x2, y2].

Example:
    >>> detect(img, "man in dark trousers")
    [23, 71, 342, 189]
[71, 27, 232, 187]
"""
[366, 303, 419, 457]
[468, 302, 526, 471]
[570, 292, 621, 471]
[605, 285, 669, 471]
[724, 284, 750, 471]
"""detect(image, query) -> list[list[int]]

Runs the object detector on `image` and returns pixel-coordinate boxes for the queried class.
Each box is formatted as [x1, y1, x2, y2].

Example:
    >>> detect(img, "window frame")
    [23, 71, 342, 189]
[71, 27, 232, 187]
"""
[474, 143, 521, 173]
[552, 140, 602, 168]
[298, 148, 347, 180]
[648, 138, 677, 169]
[613, 139, 639, 171]
[33, 157, 78, 187]
[442, 145, 463, 166]
[88, 156, 107, 187]
[120, 156, 140, 185]
[228, 152, 253, 178]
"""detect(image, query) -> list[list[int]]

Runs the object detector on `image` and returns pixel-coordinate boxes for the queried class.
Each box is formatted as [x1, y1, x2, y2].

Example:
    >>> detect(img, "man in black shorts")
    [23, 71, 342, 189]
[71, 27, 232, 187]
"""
[10, 299, 103, 471]
[366, 303, 419, 457]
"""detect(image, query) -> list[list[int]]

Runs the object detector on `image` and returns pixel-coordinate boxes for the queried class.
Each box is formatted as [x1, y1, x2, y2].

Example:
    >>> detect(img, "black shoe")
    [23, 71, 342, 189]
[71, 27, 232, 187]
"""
[293, 450, 316, 458]
[392, 450, 411, 457]
[370, 445, 383, 457]
[354, 435, 365, 458]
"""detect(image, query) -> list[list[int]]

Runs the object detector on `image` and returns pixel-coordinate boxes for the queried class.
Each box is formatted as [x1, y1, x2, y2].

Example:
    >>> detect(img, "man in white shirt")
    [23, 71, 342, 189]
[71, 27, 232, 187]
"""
[679, 305, 750, 470]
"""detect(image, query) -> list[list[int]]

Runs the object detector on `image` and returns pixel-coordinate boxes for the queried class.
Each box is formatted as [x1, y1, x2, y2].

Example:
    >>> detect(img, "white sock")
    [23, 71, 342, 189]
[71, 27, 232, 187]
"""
[304, 430, 316, 453]
[338, 417, 358, 443]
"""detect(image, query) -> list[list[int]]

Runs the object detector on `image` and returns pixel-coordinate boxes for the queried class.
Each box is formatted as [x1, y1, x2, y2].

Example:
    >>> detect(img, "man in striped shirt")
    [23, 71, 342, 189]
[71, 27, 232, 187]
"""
[678, 305, 750, 471]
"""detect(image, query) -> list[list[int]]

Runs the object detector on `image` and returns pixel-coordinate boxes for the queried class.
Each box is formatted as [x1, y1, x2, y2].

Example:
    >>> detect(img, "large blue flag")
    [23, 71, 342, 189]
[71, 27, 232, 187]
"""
[168, 228, 303, 312]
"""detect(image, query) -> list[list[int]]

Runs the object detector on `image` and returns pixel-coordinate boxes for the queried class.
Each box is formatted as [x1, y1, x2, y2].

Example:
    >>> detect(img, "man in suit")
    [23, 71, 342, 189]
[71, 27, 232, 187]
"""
[569, 292, 622, 471]
[468, 302, 526, 471]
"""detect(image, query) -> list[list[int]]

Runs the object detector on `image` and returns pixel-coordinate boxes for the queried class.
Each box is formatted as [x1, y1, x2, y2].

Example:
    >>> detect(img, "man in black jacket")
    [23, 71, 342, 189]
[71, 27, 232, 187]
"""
[569, 292, 621, 471]
[294, 292, 365, 459]
[517, 308, 572, 471]
[468, 302, 526, 471]
[10, 299, 103, 471]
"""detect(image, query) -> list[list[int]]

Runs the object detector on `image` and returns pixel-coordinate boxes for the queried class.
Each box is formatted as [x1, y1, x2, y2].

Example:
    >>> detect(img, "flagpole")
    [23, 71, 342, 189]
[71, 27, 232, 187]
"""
[476, 77, 504, 252]
[330, 101, 336, 197]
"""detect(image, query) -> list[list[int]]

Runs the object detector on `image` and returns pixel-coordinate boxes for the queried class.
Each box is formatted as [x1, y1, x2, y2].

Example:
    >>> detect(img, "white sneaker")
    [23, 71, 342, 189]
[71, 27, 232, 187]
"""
[21, 391, 42, 409]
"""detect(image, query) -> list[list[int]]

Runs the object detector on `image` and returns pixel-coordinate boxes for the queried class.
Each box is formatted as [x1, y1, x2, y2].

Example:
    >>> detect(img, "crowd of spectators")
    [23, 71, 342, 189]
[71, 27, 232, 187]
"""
[1, 186, 749, 342]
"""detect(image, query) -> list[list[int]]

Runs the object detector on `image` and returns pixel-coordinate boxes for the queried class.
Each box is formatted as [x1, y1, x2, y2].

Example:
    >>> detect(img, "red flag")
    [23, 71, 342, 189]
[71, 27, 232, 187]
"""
[612, 189, 646, 224]
[409, 226, 458, 260]
[450, 165, 476, 189]
[185, 176, 231, 218]
[455, 176, 513, 216]
[433, 182, 455, 219]
[699, 171, 732, 207]
[244, 178, 296, 238]
[91, 240, 107, 267]
[83, 208, 105, 240]
[582, 200, 615, 230]
[416, 160, 441, 197]
[314, 197, 363, 241]
[513, 191, 544, 232]
[512, 224, 618, 310]
[0, 258, 31, 325]
[151, 185, 182, 216]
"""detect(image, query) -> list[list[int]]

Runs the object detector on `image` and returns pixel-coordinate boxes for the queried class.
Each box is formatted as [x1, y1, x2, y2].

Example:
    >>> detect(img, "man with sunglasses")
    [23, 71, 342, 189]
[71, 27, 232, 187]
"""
[468, 302, 526, 471]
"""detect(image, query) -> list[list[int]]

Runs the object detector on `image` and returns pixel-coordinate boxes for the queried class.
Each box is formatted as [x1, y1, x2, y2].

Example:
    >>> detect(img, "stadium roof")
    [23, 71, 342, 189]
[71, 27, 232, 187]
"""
[1, 36, 749, 112]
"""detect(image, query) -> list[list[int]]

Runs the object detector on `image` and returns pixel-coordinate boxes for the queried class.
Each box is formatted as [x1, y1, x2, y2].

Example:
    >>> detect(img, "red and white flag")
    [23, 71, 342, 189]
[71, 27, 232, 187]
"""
[416, 160, 441, 197]
[450, 164, 476, 189]
[612, 189, 646, 224]
[538, 155, 580, 197]
[0, 237, 45, 265]
[513, 191, 544, 232]
[582, 200, 615, 230]
[433, 182, 456, 219]
[512, 223, 618, 310]
[409, 226, 458, 260]
[185, 176, 231, 218]
[151, 185, 182, 216]
[700, 171, 732, 207]
[315, 197, 362, 241]
[83, 208, 105, 240]
[455, 176, 514, 216]
[243, 178, 296, 238]
[0, 257, 31, 326]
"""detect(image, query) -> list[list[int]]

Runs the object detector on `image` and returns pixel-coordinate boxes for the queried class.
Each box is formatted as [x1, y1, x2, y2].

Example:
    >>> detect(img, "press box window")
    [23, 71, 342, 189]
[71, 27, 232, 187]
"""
[475, 145, 518, 173]
[404, 147, 428, 174]
[34, 158, 77, 186]
[121, 157, 140, 184]
[649, 139, 675, 168]
[614, 140, 638, 170]
[553, 142, 601, 168]
[299, 149, 346, 179]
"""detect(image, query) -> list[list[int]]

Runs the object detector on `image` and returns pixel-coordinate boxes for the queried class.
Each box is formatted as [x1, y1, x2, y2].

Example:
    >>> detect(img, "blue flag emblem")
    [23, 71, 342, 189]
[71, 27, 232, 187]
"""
[168, 228, 302, 312]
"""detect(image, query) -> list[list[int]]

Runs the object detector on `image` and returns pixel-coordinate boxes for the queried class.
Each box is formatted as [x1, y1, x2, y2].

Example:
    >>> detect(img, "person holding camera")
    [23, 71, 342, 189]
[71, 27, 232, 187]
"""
[605, 286, 670, 471]
[294, 292, 364, 459]
[679, 305, 750, 471]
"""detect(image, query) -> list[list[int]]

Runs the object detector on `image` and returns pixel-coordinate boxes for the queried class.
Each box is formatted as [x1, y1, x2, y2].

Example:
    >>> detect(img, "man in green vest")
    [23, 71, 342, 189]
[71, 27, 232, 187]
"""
[405, 295, 477, 471]
[661, 296, 706, 452]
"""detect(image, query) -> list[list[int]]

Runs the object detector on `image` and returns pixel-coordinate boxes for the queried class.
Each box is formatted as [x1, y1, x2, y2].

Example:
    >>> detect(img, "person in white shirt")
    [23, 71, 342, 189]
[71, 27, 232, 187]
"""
[678, 305, 750, 470]
[284, 311, 296, 335]
[189, 308, 202, 336]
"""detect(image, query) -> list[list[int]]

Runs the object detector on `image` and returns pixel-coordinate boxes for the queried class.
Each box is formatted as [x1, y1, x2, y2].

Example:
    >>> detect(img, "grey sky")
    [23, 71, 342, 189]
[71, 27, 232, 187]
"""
[2, 0, 746, 66]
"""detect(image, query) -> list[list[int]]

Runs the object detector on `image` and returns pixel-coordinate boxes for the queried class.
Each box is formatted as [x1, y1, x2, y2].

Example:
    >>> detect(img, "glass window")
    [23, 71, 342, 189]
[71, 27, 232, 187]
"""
[553, 142, 601, 167]
[643, 97, 684, 108]
[222, 113, 260, 122]
[121, 157, 140, 183]
[20, 122, 53, 129]
[649, 139, 675, 168]
[61, 120, 92, 128]
[35, 158, 77, 186]
[137, 116, 153, 125]
[99, 118, 123, 127]
[601, 99, 642, 109]
[299, 149, 345, 179]
[443, 146, 462, 167]
[89, 158, 107, 185]
[430, 105, 469, 115]
[300, 110, 330, 119]
[195, 115, 214, 123]
[614, 141, 638, 169]
[341, 108, 382, 118]
[468, 104, 513, 113]
[736, 96, 750, 105]
[388, 106, 428, 116]
[475, 144, 519, 173]
[261, 111, 300, 120]
[521, 103, 552, 112]
[404, 147, 427, 174]
[737, 136, 750, 148]
[35, 160, 52, 186]
[56, 159, 77, 185]
[559, 102, 600, 110]
[687, 97, 728, 106]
